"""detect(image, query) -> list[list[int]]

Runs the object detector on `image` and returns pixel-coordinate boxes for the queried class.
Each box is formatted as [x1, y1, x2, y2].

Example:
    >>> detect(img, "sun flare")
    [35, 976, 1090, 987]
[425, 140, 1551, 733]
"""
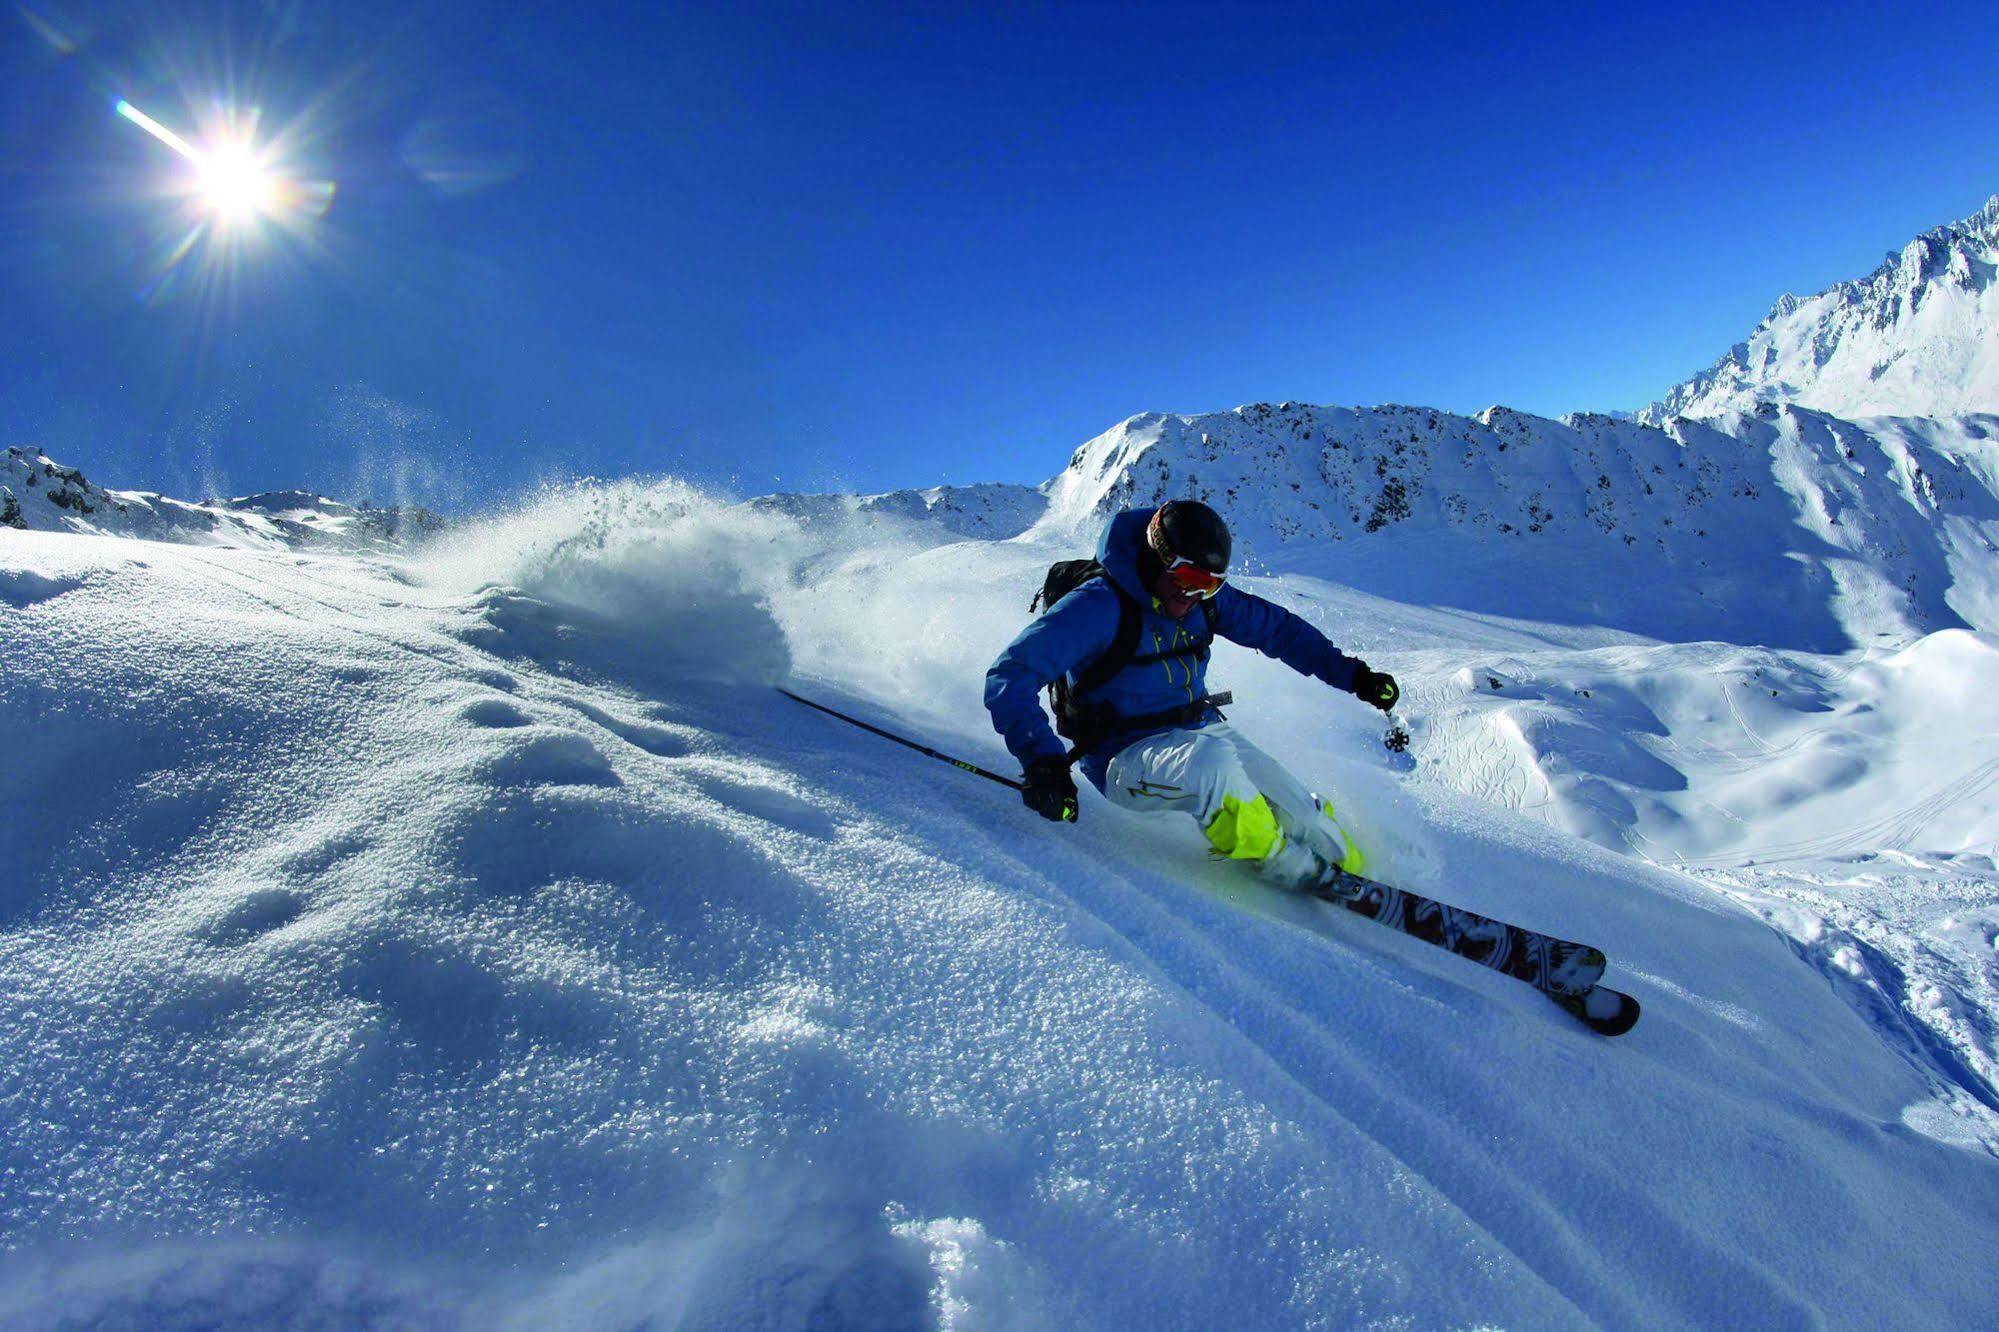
[116, 99, 293, 226]
[110, 95, 336, 306]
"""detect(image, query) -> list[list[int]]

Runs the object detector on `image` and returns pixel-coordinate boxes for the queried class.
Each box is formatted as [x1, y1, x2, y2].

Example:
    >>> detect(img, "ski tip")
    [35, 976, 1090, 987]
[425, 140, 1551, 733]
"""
[1557, 986, 1642, 1037]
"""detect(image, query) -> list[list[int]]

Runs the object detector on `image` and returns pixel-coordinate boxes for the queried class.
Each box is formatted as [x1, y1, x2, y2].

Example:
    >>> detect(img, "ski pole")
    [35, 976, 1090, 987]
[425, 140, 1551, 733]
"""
[778, 687, 1060, 790]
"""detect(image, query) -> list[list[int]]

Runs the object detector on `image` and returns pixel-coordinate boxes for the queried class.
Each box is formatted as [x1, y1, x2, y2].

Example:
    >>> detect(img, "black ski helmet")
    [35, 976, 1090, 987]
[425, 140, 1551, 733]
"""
[1147, 499, 1231, 575]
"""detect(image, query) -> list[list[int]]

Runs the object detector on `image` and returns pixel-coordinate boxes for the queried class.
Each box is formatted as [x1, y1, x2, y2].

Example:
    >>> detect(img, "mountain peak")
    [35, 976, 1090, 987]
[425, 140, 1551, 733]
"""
[1644, 193, 1999, 423]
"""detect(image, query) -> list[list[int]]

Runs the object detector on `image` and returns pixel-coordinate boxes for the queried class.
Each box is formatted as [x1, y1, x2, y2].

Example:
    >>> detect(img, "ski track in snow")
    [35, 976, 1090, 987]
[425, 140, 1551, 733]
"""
[4, 495, 1999, 1329]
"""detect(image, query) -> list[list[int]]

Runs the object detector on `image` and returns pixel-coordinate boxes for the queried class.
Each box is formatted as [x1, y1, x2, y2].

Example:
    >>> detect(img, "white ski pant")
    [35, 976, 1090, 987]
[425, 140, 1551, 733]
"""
[1102, 722, 1363, 889]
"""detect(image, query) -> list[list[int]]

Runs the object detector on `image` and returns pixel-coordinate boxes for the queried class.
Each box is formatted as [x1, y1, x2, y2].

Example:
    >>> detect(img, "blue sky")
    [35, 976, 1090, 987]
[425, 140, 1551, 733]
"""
[3, 1, 1997, 509]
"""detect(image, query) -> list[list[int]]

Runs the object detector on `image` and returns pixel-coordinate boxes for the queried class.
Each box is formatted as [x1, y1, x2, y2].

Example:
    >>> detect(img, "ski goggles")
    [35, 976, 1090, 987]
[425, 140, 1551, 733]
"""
[1160, 554, 1226, 598]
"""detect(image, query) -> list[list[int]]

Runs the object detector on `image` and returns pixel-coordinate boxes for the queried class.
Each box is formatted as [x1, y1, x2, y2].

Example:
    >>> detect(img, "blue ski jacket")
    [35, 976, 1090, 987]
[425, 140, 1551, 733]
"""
[985, 508, 1364, 792]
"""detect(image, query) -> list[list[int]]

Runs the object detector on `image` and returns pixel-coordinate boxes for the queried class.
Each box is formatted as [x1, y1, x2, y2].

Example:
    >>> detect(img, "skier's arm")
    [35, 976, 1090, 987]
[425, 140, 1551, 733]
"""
[984, 584, 1120, 764]
[1210, 584, 1364, 693]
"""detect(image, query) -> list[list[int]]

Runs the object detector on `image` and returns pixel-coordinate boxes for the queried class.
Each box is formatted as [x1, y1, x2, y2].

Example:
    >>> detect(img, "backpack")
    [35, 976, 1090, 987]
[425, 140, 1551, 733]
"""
[1029, 559, 1219, 744]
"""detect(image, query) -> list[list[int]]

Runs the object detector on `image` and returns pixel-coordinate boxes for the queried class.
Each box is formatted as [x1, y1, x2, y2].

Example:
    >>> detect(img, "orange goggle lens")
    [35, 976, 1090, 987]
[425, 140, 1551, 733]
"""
[1164, 556, 1225, 598]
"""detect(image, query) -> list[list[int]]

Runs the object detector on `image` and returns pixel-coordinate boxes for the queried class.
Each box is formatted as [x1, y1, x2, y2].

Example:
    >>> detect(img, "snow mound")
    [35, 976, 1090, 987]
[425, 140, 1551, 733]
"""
[1400, 631, 1999, 866]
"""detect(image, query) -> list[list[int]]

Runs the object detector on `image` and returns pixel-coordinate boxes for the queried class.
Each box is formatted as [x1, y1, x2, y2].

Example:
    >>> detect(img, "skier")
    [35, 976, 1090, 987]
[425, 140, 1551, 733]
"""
[984, 500, 1400, 891]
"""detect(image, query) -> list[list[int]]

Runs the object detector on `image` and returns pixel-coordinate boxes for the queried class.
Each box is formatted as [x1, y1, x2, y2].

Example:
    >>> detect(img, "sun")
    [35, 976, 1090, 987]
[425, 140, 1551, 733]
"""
[195, 142, 277, 223]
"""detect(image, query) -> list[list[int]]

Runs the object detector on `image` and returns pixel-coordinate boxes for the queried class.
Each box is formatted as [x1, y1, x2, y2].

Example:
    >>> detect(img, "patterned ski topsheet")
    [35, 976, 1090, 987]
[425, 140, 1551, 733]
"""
[1308, 870, 1609, 999]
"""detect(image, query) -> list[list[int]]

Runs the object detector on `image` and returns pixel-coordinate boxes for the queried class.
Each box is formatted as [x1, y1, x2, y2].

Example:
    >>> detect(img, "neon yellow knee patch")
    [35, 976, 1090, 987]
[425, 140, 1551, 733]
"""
[1321, 802, 1365, 875]
[1205, 794, 1285, 861]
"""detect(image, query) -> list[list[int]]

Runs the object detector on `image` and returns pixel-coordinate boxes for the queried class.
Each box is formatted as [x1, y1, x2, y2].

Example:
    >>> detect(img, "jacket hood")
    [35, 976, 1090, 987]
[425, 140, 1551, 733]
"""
[1094, 507, 1158, 605]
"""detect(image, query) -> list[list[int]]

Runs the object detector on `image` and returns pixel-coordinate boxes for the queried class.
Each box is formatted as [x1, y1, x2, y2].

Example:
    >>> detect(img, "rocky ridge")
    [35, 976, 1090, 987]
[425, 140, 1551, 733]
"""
[1, 446, 445, 551]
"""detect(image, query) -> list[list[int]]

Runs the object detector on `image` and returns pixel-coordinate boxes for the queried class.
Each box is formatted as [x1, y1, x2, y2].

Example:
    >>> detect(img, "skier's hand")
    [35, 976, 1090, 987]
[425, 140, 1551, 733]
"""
[1351, 665, 1400, 713]
[1021, 756, 1079, 823]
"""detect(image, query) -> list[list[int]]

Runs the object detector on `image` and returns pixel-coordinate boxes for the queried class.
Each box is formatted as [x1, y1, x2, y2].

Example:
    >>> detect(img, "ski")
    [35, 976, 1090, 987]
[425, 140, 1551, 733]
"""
[1307, 869, 1639, 1035]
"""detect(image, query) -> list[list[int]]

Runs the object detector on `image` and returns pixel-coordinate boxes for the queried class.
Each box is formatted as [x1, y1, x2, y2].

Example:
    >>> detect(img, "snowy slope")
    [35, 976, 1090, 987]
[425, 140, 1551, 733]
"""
[1, 445, 443, 551]
[1646, 195, 1999, 422]
[5, 490, 1999, 1328]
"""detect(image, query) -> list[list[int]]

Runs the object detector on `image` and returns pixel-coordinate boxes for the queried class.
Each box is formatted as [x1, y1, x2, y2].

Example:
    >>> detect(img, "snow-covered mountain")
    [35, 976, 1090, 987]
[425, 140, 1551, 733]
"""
[749, 479, 1045, 540]
[1, 445, 444, 550]
[1646, 194, 1999, 422]
[1023, 400, 1999, 651]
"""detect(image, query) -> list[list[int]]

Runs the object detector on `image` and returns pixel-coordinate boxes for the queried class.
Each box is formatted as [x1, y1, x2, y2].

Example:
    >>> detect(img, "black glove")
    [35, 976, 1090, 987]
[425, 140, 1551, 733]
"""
[1351, 664, 1400, 713]
[1021, 756, 1079, 823]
